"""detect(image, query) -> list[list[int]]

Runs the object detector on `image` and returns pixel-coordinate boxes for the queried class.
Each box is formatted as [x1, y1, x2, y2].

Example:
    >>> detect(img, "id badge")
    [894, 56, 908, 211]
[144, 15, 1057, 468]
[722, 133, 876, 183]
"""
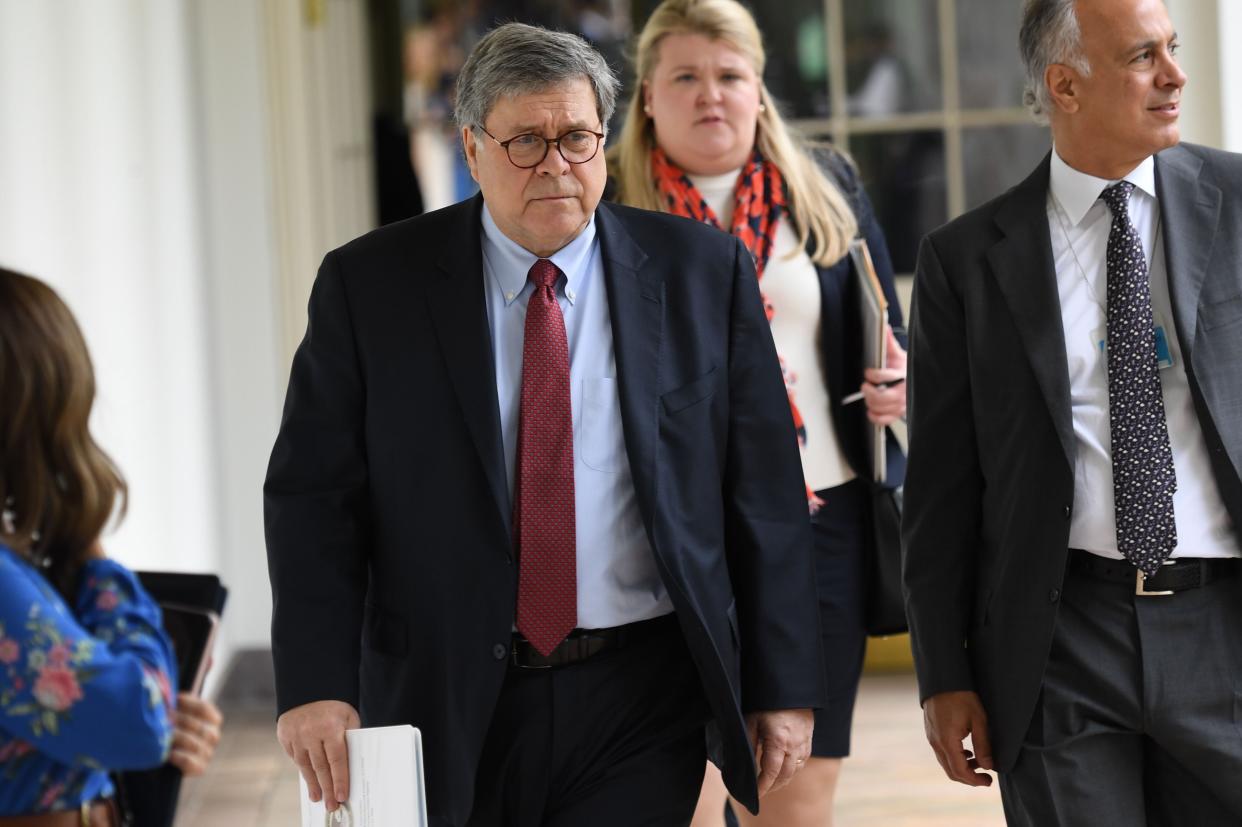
[1152, 310, 1175, 370]
[1092, 325, 1107, 356]
[1091, 317, 1175, 369]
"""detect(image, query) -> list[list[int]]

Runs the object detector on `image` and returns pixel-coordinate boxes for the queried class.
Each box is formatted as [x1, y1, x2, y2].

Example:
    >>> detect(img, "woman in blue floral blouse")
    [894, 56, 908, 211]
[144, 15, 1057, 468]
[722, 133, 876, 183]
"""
[0, 268, 218, 822]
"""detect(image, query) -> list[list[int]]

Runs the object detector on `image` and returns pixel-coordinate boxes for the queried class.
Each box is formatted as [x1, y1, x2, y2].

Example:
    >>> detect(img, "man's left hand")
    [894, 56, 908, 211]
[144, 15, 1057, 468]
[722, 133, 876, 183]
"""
[745, 708, 815, 797]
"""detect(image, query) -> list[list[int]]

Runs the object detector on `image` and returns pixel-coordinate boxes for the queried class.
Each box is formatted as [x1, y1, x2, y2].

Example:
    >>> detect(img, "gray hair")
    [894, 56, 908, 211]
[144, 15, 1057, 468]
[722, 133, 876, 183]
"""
[454, 23, 620, 134]
[1020, 0, 1091, 122]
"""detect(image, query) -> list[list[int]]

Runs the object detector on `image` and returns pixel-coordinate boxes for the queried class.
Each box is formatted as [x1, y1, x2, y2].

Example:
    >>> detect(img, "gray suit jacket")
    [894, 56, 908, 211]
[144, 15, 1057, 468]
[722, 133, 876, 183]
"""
[901, 143, 1242, 771]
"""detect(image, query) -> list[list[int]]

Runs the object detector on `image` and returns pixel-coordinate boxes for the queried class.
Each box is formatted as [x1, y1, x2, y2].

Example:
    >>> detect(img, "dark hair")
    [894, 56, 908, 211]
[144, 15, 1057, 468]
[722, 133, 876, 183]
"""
[1020, 0, 1089, 122]
[0, 267, 126, 595]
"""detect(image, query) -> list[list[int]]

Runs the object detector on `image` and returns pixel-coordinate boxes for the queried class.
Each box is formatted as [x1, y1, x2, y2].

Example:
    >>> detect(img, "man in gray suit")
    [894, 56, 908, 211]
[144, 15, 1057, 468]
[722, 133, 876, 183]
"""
[903, 0, 1242, 823]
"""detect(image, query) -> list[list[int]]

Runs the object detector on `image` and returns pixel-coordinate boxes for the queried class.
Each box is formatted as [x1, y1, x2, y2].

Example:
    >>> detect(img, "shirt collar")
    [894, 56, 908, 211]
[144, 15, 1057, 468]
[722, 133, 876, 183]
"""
[1049, 147, 1157, 227]
[481, 203, 596, 307]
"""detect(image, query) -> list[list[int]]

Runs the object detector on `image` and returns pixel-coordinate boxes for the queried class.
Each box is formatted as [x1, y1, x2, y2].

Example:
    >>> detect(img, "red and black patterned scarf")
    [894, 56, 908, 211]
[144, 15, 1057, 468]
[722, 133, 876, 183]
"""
[651, 147, 823, 511]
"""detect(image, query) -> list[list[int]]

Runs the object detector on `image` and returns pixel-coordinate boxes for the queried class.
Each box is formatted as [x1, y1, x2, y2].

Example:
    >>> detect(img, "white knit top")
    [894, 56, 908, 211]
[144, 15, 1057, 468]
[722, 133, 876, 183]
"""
[688, 170, 856, 491]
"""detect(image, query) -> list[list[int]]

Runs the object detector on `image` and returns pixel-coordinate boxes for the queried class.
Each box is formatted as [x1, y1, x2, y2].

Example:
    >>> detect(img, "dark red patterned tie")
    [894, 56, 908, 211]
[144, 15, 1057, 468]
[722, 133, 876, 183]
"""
[514, 258, 577, 655]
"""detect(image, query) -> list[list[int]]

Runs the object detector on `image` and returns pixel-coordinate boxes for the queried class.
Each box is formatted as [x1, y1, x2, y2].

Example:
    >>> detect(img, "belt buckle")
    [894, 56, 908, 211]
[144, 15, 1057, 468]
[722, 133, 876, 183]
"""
[510, 640, 554, 669]
[1135, 563, 1174, 597]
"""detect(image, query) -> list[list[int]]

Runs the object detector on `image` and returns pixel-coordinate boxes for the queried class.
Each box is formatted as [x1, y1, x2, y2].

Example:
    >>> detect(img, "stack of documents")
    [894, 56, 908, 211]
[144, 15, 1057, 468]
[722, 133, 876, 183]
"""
[299, 726, 428, 826]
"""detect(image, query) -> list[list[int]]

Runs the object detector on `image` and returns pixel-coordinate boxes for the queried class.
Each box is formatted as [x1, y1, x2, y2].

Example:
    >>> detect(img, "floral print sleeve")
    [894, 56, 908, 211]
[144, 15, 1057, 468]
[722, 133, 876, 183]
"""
[0, 546, 177, 810]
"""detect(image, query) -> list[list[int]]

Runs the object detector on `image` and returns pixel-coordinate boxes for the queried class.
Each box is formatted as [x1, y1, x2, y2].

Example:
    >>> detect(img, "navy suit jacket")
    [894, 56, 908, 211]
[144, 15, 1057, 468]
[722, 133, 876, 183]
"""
[264, 196, 825, 824]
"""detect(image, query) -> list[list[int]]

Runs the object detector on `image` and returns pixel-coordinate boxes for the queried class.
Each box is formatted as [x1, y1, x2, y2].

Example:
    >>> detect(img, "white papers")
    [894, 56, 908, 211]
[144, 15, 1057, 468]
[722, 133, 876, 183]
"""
[299, 725, 428, 827]
[849, 238, 889, 483]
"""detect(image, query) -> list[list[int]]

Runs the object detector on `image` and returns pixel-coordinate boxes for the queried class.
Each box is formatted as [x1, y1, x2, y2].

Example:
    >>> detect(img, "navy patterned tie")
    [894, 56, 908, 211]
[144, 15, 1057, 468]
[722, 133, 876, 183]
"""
[1102, 181, 1177, 577]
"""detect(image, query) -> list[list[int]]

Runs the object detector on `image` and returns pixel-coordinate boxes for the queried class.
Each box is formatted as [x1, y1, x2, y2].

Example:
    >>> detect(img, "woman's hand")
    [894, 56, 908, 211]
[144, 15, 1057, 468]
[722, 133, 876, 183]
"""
[169, 692, 224, 777]
[860, 325, 907, 427]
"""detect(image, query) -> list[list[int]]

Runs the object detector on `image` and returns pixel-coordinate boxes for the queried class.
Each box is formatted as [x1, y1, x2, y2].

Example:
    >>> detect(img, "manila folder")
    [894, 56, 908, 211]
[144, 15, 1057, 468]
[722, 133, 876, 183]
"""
[848, 238, 888, 483]
[299, 725, 428, 826]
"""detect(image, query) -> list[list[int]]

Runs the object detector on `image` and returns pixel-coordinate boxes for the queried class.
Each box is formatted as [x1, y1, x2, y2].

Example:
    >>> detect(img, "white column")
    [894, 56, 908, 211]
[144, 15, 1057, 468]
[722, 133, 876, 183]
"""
[190, 0, 286, 653]
[1165, 0, 1223, 148]
[0, 0, 380, 677]
[0, 0, 219, 576]
[1220, 1, 1242, 151]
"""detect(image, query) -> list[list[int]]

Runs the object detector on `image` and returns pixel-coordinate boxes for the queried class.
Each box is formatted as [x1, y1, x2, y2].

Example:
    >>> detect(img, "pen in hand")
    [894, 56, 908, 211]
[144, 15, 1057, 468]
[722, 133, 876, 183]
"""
[841, 377, 905, 406]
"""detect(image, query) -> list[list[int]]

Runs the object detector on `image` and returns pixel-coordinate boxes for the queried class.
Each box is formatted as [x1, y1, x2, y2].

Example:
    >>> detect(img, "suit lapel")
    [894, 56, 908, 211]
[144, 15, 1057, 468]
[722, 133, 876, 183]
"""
[595, 203, 661, 529]
[987, 155, 1076, 470]
[1156, 145, 1221, 367]
[428, 195, 511, 535]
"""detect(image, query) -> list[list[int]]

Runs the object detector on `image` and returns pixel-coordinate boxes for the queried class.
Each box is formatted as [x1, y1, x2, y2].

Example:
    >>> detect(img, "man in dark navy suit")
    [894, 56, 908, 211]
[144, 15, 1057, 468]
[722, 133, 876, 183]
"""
[265, 23, 823, 827]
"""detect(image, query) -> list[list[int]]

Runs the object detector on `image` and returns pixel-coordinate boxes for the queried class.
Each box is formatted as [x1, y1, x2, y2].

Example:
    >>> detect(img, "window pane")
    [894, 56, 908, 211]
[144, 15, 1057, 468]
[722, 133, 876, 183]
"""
[751, 1, 833, 118]
[847, 131, 947, 273]
[956, 0, 1026, 109]
[843, 0, 942, 115]
[961, 125, 1050, 211]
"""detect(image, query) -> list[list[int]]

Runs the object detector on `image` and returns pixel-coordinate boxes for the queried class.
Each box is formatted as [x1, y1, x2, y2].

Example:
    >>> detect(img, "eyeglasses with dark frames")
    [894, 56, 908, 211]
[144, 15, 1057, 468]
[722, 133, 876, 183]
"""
[475, 125, 605, 169]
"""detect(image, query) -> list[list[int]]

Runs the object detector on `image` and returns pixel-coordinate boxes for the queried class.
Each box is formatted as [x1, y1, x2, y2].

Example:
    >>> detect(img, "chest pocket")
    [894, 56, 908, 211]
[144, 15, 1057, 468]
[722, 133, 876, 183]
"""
[580, 377, 626, 473]
[1199, 294, 1242, 333]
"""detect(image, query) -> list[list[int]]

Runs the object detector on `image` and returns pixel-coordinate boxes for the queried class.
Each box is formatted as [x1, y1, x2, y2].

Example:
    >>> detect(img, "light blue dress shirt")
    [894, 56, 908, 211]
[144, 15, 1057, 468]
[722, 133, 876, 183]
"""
[480, 205, 673, 629]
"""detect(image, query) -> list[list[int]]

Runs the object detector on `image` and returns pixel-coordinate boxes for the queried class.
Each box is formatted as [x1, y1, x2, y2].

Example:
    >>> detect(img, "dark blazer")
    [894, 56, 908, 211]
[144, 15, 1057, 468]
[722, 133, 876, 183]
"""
[902, 143, 1242, 772]
[264, 196, 825, 824]
[815, 154, 907, 488]
[604, 151, 908, 488]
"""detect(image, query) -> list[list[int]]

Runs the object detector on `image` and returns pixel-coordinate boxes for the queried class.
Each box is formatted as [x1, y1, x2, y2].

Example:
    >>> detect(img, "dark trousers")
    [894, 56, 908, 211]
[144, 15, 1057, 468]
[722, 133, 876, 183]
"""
[464, 614, 709, 827]
[1000, 553, 1242, 826]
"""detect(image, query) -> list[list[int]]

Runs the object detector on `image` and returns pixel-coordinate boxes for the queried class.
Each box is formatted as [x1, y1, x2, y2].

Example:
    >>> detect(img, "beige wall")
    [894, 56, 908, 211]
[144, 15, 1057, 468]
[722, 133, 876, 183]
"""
[1166, 0, 1223, 148]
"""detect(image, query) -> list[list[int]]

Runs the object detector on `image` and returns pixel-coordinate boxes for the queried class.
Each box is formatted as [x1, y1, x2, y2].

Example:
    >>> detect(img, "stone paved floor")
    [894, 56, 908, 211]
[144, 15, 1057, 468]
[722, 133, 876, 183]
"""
[175, 673, 1005, 826]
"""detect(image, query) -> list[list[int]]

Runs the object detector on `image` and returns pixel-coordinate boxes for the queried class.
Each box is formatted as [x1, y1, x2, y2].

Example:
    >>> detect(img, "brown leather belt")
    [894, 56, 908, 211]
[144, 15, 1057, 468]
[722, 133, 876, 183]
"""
[0, 801, 116, 827]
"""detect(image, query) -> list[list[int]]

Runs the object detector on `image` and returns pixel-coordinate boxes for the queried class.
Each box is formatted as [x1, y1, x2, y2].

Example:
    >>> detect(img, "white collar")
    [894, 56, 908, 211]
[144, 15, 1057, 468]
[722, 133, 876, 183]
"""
[1049, 148, 1157, 227]
[481, 203, 596, 306]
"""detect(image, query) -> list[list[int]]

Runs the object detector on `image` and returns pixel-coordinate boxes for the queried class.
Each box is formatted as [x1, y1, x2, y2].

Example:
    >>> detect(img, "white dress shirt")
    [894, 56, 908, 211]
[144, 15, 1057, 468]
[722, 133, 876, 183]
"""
[1048, 148, 1240, 560]
[480, 205, 673, 628]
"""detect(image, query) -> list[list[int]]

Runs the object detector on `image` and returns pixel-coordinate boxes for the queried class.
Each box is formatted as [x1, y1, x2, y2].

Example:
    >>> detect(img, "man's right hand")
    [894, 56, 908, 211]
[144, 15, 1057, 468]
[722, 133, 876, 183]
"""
[923, 690, 994, 787]
[277, 700, 360, 812]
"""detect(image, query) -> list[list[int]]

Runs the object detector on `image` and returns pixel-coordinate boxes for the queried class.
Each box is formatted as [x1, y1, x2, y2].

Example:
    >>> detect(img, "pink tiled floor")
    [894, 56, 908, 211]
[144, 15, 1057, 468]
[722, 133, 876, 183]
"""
[176, 673, 1005, 826]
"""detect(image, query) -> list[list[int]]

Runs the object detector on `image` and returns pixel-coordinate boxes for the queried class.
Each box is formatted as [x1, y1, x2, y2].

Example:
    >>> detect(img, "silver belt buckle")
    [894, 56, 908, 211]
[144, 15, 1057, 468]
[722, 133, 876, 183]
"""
[1136, 562, 1175, 596]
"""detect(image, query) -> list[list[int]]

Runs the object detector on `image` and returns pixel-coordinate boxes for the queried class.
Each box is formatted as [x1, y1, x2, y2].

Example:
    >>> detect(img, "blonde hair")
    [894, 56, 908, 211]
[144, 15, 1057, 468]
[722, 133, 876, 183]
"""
[608, 0, 858, 266]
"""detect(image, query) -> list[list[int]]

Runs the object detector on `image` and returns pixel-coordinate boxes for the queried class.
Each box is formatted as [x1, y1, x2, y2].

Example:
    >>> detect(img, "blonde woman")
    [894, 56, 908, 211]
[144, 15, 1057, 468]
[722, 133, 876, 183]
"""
[609, 1, 907, 823]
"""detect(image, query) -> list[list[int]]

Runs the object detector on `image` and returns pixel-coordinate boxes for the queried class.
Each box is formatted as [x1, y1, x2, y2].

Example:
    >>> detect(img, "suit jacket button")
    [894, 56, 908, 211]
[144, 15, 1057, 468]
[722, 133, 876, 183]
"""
[1063, 505, 1071, 518]
[492, 643, 508, 660]
[1049, 588, 1061, 603]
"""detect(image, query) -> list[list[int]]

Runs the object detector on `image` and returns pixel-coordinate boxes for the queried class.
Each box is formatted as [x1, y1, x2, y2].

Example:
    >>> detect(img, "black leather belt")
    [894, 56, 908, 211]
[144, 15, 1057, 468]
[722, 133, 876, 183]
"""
[1069, 549, 1240, 596]
[510, 613, 675, 669]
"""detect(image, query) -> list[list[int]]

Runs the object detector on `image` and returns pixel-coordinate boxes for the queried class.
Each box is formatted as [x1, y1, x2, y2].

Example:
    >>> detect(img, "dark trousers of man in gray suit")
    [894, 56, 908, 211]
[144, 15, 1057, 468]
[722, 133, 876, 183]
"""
[1000, 553, 1242, 825]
